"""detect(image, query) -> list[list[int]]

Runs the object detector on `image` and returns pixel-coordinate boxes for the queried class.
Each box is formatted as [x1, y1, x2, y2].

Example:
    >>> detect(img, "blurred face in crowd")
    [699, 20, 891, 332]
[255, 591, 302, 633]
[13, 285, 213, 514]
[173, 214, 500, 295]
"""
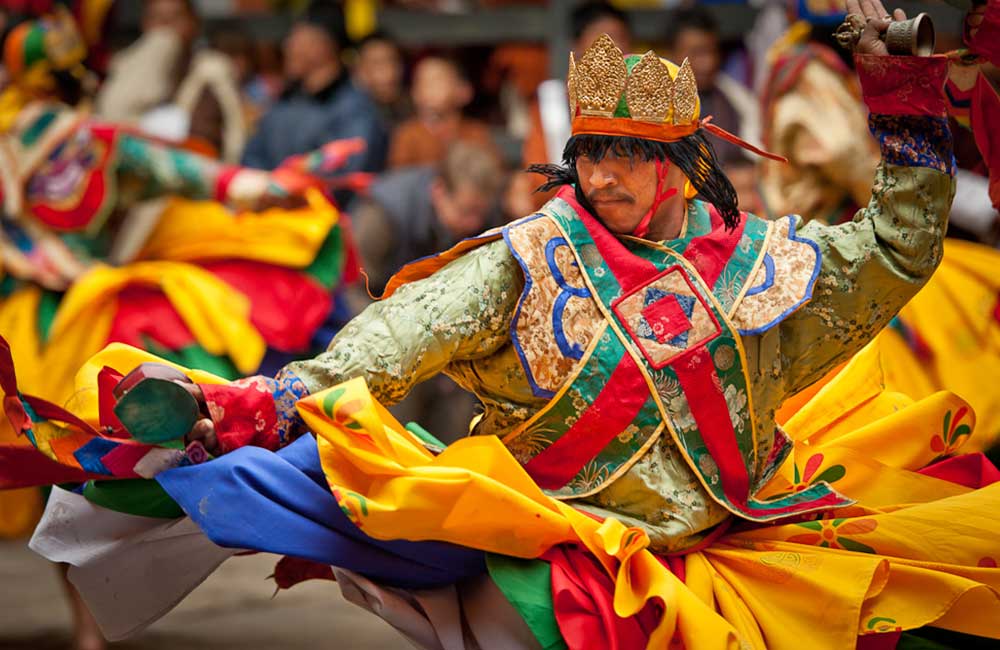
[727, 162, 763, 215]
[284, 22, 337, 82]
[143, 0, 198, 46]
[576, 16, 631, 54]
[672, 28, 720, 88]
[356, 38, 403, 105]
[432, 179, 494, 239]
[411, 57, 472, 117]
[576, 152, 687, 237]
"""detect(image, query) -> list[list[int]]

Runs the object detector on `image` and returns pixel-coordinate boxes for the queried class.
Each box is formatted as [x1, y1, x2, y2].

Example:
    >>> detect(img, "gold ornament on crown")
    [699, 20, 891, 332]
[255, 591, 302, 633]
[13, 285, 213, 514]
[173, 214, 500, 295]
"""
[671, 59, 698, 125]
[626, 50, 673, 123]
[572, 34, 626, 117]
[567, 52, 578, 119]
[566, 34, 700, 126]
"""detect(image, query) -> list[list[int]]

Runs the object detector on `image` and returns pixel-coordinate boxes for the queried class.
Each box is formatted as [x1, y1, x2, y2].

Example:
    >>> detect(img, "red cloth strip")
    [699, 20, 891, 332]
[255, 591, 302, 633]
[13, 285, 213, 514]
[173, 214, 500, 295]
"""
[918, 452, 1000, 489]
[523, 352, 649, 490]
[971, 74, 1000, 210]
[544, 544, 662, 650]
[202, 261, 332, 352]
[967, 0, 1000, 63]
[681, 205, 747, 288]
[701, 120, 787, 163]
[672, 347, 749, 503]
[109, 287, 197, 351]
[557, 187, 658, 292]
[0, 444, 108, 489]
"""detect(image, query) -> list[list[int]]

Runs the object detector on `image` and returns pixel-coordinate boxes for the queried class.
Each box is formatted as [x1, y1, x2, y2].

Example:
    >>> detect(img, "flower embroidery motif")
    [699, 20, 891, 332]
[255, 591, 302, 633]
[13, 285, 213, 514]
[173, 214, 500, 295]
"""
[617, 424, 640, 444]
[931, 407, 972, 456]
[320, 387, 363, 431]
[331, 487, 369, 525]
[772, 453, 846, 499]
[206, 400, 225, 423]
[787, 517, 878, 554]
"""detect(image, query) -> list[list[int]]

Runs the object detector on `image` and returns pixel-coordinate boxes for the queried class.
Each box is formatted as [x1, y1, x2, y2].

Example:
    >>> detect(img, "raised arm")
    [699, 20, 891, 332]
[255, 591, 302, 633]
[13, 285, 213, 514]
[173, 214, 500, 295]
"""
[777, 11, 956, 398]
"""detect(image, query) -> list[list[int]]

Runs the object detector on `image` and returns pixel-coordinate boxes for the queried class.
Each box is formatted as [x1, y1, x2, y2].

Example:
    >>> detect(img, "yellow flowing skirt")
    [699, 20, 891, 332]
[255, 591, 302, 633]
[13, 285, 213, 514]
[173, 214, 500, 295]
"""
[31, 330, 1000, 649]
[291, 334, 1000, 650]
[841, 240, 1000, 452]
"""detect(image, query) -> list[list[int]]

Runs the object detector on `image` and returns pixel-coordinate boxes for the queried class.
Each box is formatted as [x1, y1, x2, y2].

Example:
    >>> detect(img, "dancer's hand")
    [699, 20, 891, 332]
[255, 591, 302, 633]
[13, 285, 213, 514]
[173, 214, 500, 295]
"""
[169, 377, 220, 454]
[845, 0, 907, 56]
[186, 417, 218, 455]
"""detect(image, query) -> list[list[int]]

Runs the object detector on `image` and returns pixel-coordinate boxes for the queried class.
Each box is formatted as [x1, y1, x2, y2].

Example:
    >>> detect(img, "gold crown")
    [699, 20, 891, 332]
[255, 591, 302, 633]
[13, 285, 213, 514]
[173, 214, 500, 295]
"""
[567, 34, 700, 128]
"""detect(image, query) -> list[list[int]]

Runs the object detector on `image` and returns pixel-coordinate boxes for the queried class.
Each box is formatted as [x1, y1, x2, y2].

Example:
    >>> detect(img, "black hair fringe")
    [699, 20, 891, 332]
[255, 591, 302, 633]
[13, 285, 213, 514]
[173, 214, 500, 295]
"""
[529, 132, 740, 230]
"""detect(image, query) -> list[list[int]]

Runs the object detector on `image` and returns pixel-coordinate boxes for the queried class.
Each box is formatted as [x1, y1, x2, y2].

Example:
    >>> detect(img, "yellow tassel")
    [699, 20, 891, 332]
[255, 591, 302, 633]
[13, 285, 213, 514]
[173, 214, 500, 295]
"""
[684, 179, 698, 200]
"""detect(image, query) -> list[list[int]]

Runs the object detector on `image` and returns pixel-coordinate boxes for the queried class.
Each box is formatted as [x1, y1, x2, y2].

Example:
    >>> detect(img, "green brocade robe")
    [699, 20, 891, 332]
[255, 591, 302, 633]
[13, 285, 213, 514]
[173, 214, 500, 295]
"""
[289, 140, 954, 551]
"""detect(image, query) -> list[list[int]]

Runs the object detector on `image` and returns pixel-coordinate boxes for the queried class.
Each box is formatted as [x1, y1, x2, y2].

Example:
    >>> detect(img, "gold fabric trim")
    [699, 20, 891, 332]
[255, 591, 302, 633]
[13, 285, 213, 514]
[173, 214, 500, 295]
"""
[730, 217, 819, 333]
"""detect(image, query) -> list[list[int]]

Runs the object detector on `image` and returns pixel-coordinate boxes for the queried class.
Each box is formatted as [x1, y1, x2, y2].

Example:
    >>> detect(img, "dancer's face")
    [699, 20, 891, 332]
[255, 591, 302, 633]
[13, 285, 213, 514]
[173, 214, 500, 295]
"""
[576, 153, 685, 236]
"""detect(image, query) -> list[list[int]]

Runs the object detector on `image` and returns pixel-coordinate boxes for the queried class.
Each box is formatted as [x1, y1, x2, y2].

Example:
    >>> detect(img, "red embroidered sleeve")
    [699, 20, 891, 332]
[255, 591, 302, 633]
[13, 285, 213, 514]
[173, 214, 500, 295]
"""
[199, 371, 310, 454]
[855, 54, 949, 117]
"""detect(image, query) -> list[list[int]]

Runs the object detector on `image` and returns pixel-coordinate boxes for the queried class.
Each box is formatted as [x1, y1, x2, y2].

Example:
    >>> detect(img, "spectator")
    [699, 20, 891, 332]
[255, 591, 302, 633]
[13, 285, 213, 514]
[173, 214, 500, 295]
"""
[353, 30, 411, 133]
[571, 0, 631, 55]
[387, 54, 501, 169]
[212, 30, 284, 134]
[351, 141, 505, 441]
[241, 1, 387, 177]
[354, 141, 504, 292]
[96, 0, 246, 162]
[666, 7, 760, 171]
[506, 1, 631, 217]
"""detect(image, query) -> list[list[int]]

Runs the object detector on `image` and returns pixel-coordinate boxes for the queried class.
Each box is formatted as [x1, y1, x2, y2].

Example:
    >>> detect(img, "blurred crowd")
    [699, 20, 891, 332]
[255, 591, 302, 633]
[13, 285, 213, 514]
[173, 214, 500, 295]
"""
[6, 0, 995, 239]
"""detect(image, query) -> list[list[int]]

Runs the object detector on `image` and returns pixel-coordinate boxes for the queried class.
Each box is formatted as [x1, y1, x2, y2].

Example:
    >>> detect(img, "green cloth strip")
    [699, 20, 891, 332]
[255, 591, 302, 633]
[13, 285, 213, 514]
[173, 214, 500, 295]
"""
[404, 422, 446, 452]
[486, 553, 567, 650]
[83, 479, 185, 519]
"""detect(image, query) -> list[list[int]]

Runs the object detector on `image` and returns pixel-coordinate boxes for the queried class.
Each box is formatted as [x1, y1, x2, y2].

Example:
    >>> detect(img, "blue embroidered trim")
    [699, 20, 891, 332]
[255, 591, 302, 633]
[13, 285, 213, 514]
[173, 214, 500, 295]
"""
[744, 254, 775, 298]
[273, 369, 311, 445]
[546, 236, 590, 361]
[737, 217, 822, 336]
[869, 114, 955, 176]
[503, 215, 556, 399]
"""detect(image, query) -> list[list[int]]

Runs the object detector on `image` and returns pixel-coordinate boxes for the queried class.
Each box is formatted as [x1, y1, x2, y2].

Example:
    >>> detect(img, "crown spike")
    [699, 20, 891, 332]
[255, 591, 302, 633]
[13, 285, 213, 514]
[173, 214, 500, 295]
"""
[567, 51, 578, 120]
[671, 57, 698, 125]
[574, 34, 627, 118]
[625, 51, 673, 124]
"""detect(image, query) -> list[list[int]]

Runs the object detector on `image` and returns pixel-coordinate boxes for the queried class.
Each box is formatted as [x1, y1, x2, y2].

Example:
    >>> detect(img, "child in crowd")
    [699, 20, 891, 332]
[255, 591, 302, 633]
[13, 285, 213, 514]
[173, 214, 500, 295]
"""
[353, 31, 412, 132]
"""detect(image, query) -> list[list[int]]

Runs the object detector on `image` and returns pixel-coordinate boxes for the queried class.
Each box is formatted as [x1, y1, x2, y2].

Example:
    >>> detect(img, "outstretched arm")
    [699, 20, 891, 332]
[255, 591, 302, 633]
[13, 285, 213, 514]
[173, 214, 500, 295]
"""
[186, 239, 523, 453]
[114, 130, 312, 210]
[776, 1, 956, 398]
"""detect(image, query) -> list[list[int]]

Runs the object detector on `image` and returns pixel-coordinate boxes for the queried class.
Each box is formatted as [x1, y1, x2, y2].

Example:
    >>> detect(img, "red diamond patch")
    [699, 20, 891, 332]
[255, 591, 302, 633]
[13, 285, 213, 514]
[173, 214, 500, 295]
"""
[642, 294, 693, 344]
